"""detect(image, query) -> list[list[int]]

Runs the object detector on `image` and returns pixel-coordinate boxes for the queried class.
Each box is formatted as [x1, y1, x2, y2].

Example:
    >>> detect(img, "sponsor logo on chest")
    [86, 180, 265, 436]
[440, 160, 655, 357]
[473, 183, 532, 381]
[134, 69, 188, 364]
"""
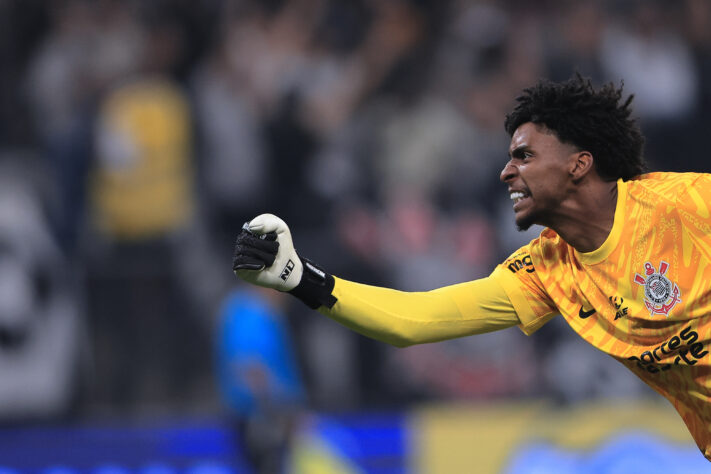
[633, 261, 682, 317]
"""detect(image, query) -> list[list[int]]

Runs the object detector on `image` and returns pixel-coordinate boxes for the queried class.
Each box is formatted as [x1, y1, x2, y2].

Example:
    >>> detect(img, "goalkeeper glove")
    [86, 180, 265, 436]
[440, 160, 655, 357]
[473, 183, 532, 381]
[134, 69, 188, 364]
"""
[232, 213, 337, 309]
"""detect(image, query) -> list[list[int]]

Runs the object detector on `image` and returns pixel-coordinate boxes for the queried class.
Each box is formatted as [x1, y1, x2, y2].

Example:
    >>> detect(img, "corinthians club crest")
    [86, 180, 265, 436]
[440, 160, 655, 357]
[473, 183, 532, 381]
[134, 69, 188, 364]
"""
[634, 261, 681, 317]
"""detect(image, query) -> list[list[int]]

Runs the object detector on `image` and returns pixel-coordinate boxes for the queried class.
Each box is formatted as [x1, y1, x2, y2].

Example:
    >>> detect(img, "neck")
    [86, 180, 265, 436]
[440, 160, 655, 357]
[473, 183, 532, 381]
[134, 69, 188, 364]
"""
[548, 180, 619, 253]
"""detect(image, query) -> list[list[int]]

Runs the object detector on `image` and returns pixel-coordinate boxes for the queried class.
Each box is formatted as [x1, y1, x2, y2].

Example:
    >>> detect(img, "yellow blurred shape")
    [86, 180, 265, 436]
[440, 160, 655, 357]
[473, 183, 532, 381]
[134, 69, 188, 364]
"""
[411, 399, 692, 474]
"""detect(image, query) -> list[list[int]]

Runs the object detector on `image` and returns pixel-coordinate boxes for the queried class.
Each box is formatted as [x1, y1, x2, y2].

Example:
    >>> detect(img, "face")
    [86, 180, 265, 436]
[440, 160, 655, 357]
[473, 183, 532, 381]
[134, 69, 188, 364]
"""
[500, 122, 579, 231]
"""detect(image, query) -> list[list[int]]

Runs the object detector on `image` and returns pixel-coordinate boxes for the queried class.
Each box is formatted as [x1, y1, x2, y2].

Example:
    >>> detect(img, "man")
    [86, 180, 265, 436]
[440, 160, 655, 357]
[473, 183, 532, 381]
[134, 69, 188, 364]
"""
[232, 75, 711, 460]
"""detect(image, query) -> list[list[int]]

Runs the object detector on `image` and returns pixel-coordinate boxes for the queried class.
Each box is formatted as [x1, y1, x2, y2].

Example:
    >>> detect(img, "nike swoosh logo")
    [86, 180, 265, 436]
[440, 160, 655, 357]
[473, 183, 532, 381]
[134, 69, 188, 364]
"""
[578, 306, 596, 319]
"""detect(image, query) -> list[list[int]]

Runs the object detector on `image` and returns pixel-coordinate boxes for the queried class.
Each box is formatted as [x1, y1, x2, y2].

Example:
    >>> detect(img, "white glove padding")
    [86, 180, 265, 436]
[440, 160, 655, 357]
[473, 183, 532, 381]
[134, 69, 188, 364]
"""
[234, 213, 304, 291]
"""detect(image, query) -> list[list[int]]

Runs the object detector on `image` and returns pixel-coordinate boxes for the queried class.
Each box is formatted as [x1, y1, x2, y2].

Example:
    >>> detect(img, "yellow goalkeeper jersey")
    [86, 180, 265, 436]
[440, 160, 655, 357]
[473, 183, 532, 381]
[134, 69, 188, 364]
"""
[494, 172, 711, 459]
[323, 172, 711, 459]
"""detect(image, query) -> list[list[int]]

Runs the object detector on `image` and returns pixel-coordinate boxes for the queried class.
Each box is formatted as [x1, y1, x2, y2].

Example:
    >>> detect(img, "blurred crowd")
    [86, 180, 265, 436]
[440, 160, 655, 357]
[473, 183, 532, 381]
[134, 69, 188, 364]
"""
[1, 0, 711, 424]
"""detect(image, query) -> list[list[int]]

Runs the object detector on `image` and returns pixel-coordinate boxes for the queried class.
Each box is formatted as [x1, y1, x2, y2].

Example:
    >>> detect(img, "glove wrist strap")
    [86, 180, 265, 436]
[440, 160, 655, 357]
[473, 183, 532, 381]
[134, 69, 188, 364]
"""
[288, 257, 337, 309]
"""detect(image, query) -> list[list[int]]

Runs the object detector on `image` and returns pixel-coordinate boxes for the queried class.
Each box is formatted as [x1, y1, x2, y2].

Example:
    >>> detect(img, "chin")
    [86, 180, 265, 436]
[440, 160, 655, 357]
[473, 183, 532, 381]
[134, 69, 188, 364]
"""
[514, 212, 537, 232]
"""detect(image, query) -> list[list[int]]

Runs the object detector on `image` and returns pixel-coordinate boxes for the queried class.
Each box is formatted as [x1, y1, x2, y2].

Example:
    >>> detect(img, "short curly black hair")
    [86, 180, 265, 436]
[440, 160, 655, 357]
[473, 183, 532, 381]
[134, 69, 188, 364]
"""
[504, 74, 646, 181]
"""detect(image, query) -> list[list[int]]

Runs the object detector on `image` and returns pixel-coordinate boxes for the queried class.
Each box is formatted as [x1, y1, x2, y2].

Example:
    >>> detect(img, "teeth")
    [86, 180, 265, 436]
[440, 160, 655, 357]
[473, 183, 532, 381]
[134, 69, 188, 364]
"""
[510, 191, 526, 202]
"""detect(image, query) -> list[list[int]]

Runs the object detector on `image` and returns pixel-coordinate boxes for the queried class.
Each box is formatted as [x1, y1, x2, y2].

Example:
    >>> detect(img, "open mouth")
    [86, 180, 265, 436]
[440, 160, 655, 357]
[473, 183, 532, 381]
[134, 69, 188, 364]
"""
[510, 191, 530, 210]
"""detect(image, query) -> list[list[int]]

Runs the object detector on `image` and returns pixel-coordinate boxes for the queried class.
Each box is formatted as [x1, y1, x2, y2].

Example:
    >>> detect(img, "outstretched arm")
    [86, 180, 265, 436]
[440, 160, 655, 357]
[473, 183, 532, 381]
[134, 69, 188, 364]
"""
[321, 277, 519, 347]
[233, 214, 521, 347]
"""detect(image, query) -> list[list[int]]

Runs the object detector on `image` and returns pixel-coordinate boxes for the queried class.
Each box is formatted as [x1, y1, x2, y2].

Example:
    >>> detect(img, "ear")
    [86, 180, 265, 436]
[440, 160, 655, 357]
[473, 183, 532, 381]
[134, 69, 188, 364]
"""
[569, 151, 594, 181]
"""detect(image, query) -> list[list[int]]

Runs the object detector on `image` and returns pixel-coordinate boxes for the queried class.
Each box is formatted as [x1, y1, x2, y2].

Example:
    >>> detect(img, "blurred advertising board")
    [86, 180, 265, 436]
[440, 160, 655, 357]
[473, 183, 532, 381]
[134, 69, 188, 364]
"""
[0, 419, 250, 473]
[291, 400, 708, 474]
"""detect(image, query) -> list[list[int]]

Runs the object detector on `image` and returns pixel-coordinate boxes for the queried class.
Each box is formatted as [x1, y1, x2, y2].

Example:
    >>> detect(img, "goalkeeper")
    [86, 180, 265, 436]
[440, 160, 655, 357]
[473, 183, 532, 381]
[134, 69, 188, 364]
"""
[233, 75, 711, 461]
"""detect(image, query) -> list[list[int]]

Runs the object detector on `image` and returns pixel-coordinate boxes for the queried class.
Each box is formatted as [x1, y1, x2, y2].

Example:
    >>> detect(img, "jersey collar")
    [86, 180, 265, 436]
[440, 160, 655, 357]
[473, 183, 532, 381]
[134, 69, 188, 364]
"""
[576, 178, 627, 265]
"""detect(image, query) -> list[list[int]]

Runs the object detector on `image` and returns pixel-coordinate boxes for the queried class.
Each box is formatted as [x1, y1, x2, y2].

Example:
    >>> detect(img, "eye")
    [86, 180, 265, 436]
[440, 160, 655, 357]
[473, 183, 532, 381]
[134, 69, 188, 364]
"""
[508, 148, 533, 162]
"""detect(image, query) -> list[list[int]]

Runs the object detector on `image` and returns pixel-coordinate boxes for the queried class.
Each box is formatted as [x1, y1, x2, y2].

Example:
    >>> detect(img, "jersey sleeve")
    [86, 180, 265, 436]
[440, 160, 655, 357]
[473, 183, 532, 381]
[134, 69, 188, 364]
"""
[678, 173, 711, 262]
[489, 244, 558, 335]
[318, 275, 522, 347]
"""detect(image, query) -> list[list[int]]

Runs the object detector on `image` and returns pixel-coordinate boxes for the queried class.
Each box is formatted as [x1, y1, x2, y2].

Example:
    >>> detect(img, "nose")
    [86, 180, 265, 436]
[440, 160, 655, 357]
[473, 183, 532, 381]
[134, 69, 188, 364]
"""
[500, 161, 517, 183]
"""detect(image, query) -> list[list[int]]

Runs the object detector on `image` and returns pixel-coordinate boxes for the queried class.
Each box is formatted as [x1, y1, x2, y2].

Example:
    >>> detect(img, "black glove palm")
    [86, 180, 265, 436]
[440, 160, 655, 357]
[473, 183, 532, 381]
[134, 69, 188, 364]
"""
[232, 227, 279, 272]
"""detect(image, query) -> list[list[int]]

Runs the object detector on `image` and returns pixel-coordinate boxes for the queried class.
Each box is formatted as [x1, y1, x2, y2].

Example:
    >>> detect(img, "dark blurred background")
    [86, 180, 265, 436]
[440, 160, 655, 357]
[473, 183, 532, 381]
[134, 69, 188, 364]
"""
[0, 0, 709, 470]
